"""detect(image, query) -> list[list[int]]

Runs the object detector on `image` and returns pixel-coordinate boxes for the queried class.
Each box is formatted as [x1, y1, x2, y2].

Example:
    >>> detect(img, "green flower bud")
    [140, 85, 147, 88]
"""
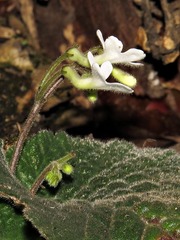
[45, 168, 62, 187]
[112, 68, 137, 88]
[87, 90, 98, 103]
[62, 163, 74, 175]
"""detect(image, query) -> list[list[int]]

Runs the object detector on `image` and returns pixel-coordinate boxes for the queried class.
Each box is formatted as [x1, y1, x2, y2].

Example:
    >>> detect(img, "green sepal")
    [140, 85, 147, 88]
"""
[36, 52, 69, 101]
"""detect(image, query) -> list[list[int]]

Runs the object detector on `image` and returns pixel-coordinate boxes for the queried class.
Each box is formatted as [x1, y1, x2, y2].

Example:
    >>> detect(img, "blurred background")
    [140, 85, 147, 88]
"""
[0, 0, 180, 149]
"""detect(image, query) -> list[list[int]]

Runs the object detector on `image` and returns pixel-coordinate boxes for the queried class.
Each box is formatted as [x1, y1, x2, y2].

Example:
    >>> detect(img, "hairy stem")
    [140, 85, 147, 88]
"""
[10, 101, 43, 174]
[30, 163, 53, 195]
[10, 77, 64, 174]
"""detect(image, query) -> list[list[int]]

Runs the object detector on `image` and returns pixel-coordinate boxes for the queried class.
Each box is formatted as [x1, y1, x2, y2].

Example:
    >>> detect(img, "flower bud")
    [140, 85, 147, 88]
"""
[62, 163, 74, 175]
[45, 169, 62, 187]
[87, 90, 98, 103]
[112, 68, 137, 88]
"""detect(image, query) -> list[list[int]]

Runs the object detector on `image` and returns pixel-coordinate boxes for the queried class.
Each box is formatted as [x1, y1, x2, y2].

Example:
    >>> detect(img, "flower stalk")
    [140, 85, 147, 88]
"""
[10, 77, 64, 174]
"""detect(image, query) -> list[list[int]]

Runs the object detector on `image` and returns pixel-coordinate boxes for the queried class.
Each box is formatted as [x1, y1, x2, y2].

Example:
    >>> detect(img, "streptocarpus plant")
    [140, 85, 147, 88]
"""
[1, 30, 179, 240]
[10, 29, 145, 175]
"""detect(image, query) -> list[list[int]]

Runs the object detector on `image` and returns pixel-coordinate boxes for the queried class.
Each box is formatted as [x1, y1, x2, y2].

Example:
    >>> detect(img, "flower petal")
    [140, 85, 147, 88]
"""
[96, 29, 105, 49]
[95, 30, 146, 66]
[101, 82, 133, 93]
[87, 51, 95, 67]
[88, 51, 113, 80]
[90, 62, 133, 93]
[88, 52, 102, 81]
[100, 61, 113, 79]
[91, 62, 102, 81]
[120, 48, 146, 63]
[104, 36, 123, 53]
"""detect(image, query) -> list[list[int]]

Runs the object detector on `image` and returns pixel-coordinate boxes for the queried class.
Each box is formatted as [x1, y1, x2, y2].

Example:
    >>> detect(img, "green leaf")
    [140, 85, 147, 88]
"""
[0, 140, 43, 239]
[0, 201, 43, 240]
[0, 139, 27, 199]
[4, 131, 180, 240]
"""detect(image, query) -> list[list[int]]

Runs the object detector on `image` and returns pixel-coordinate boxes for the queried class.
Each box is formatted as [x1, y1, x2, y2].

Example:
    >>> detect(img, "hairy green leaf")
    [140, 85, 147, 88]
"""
[0, 201, 43, 240]
[2, 131, 180, 239]
[0, 140, 43, 239]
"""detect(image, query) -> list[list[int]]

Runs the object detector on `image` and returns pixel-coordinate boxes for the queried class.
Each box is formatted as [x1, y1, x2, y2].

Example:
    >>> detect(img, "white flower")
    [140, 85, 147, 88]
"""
[95, 29, 146, 66]
[87, 52, 133, 93]
[62, 52, 133, 93]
